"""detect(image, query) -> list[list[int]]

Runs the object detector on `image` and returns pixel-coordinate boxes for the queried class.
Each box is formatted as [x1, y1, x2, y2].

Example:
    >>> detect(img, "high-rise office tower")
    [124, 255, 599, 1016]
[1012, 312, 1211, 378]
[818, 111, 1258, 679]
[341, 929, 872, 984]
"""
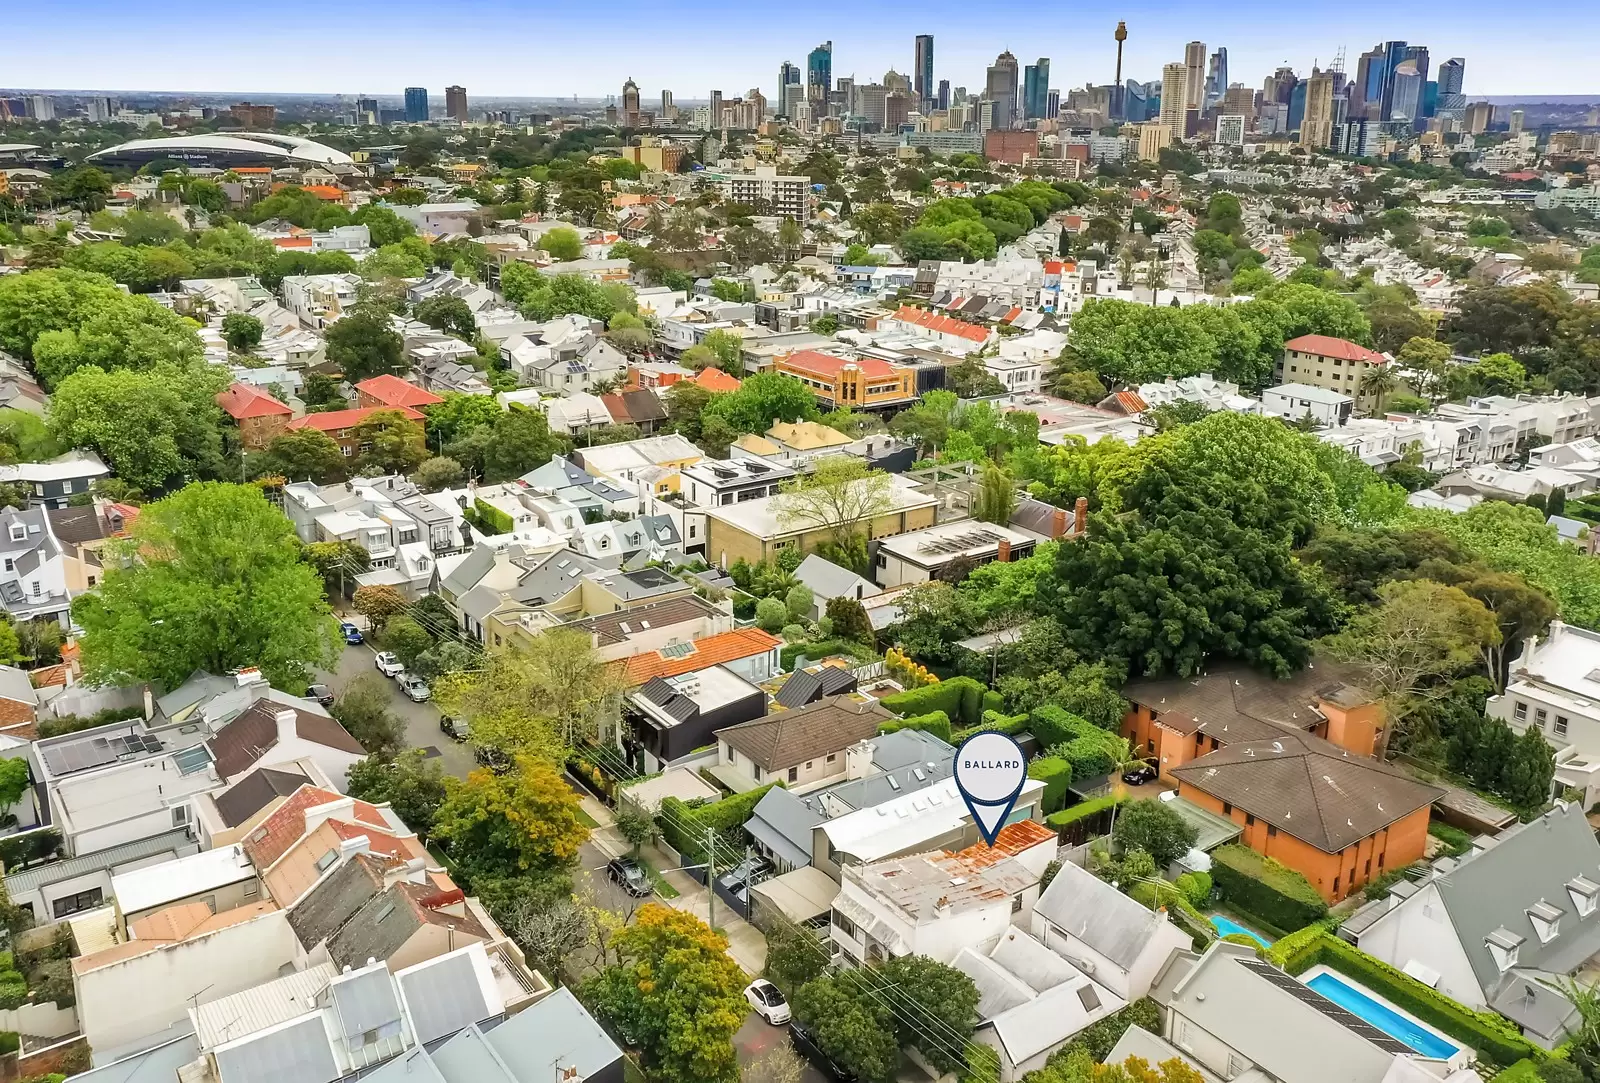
[709, 90, 724, 129]
[1301, 71, 1336, 149]
[937, 80, 951, 111]
[661, 90, 675, 121]
[985, 50, 1020, 129]
[445, 86, 468, 123]
[1352, 46, 1385, 120]
[1465, 100, 1494, 134]
[1437, 57, 1465, 98]
[1159, 62, 1187, 139]
[1046, 89, 1060, 119]
[885, 69, 912, 96]
[1216, 115, 1245, 145]
[1378, 41, 1409, 118]
[1023, 59, 1050, 120]
[1184, 41, 1207, 111]
[404, 87, 429, 123]
[807, 42, 832, 106]
[1288, 79, 1308, 133]
[621, 79, 640, 126]
[885, 91, 911, 129]
[355, 97, 379, 124]
[1389, 60, 1423, 122]
[915, 35, 935, 108]
[1205, 48, 1228, 112]
[778, 61, 800, 115]
[1509, 109, 1525, 135]
[1222, 83, 1255, 123]
[84, 96, 115, 123]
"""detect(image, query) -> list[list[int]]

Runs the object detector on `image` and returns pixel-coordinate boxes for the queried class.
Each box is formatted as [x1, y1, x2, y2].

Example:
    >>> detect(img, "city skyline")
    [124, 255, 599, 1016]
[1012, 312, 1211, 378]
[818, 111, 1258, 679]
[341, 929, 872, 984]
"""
[7, 1, 1599, 99]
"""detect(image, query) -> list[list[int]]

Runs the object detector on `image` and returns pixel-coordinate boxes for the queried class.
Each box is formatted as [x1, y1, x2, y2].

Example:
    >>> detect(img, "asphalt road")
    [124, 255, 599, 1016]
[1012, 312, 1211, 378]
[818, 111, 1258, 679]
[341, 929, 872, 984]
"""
[320, 640, 476, 779]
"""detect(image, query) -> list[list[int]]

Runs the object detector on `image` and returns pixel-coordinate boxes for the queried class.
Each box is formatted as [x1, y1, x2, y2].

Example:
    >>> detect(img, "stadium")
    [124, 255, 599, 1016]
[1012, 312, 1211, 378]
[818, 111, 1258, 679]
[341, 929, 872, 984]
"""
[86, 133, 357, 172]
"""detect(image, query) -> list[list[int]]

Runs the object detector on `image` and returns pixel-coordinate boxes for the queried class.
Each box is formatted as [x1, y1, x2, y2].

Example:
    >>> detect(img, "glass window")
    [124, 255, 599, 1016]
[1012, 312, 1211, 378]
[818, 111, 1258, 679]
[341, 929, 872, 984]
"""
[1514, 701, 1528, 721]
[1536, 708, 1548, 729]
[1557, 715, 1570, 737]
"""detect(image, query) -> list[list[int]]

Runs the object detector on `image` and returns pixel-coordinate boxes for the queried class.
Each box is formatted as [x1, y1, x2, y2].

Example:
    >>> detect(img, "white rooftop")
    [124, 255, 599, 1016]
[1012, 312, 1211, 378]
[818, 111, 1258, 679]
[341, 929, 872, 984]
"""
[820, 777, 1046, 865]
[112, 844, 253, 915]
[704, 478, 937, 541]
[1265, 383, 1355, 405]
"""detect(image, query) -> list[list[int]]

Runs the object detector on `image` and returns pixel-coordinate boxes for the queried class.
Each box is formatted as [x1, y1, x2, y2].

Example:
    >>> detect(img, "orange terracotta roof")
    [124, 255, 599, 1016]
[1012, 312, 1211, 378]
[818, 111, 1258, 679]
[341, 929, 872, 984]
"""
[242, 785, 390, 870]
[1115, 390, 1149, 414]
[0, 696, 32, 726]
[234, 167, 273, 174]
[301, 185, 347, 201]
[1284, 334, 1387, 365]
[779, 349, 899, 381]
[1003, 306, 1023, 323]
[356, 374, 445, 409]
[891, 305, 990, 344]
[272, 236, 314, 249]
[693, 367, 742, 393]
[217, 381, 292, 420]
[623, 628, 783, 685]
[947, 819, 1059, 868]
[76, 902, 279, 973]
[287, 405, 424, 432]
[1043, 261, 1064, 275]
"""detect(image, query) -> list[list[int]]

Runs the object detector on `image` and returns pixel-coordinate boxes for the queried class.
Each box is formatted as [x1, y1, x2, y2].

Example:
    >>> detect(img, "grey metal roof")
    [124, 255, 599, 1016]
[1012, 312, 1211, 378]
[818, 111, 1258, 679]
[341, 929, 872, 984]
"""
[481, 987, 623, 1082]
[4, 826, 194, 895]
[328, 963, 404, 1040]
[398, 950, 497, 1045]
[70, 1033, 200, 1083]
[214, 1013, 339, 1083]
[430, 1025, 515, 1083]
[1034, 860, 1176, 970]
[746, 788, 822, 868]
[793, 554, 873, 600]
[1435, 802, 1600, 1001]
[356, 1048, 449, 1083]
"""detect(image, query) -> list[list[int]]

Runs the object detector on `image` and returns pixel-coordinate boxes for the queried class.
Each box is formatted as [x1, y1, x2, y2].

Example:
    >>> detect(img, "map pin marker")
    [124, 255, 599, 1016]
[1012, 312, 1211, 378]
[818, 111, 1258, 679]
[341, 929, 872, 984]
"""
[954, 731, 1028, 847]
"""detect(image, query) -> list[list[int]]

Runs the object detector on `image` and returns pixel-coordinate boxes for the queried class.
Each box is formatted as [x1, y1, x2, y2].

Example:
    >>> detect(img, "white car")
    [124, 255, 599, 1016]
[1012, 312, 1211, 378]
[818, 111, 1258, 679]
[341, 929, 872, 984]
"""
[744, 979, 790, 1025]
[374, 651, 404, 677]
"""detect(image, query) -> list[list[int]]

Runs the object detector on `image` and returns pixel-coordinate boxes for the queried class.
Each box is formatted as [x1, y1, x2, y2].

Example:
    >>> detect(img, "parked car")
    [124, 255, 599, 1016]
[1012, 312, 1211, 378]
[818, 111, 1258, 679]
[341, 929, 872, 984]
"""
[307, 683, 335, 708]
[439, 716, 468, 742]
[340, 621, 364, 645]
[607, 856, 654, 898]
[791, 1022, 854, 1081]
[474, 745, 512, 774]
[399, 674, 431, 702]
[744, 979, 791, 1025]
[374, 651, 403, 677]
[1121, 761, 1158, 785]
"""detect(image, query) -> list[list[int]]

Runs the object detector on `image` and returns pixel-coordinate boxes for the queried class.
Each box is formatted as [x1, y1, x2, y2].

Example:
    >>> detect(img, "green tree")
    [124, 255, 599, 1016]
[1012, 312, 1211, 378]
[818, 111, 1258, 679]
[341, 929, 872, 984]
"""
[701, 372, 818, 434]
[1500, 725, 1556, 815]
[346, 748, 448, 836]
[1113, 799, 1200, 866]
[700, 329, 747, 376]
[351, 409, 428, 476]
[379, 614, 434, 670]
[413, 295, 477, 340]
[539, 227, 584, 262]
[974, 462, 1018, 525]
[329, 674, 406, 760]
[481, 407, 566, 483]
[876, 955, 979, 1073]
[825, 595, 875, 644]
[71, 483, 342, 690]
[1359, 364, 1398, 414]
[424, 392, 502, 445]
[413, 455, 467, 491]
[431, 755, 590, 895]
[352, 583, 409, 635]
[776, 458, 893, 553]
[791, 975, 898, 1083]
[257, 428, 344, 483]
[49, 363, 228, 493]
[0, 757, 29, 809]
[220, 312, 263, 352]
[325, 306, 403, 382]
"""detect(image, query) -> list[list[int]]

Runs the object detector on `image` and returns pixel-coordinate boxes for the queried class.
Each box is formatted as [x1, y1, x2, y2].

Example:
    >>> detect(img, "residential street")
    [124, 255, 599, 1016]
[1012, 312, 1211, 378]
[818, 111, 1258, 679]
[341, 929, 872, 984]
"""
[319, 638, 476, 779]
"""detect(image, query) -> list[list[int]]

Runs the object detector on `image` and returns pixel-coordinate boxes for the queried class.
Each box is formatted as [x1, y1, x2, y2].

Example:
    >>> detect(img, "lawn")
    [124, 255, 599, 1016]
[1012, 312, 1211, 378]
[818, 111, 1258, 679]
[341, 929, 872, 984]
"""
[574, 804, 601, 829]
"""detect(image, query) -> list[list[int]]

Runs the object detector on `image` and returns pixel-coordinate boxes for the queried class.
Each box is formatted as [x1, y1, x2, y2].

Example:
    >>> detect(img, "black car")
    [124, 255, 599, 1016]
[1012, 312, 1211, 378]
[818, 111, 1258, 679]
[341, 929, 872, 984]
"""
[790, 1022, 855, 1082]
[307, 683, 335, 708]
[439, 716, 469, 742]
[607, 856, 654, 897]
[474, 745, 512, 774]
[1122, 761, 1158, 785]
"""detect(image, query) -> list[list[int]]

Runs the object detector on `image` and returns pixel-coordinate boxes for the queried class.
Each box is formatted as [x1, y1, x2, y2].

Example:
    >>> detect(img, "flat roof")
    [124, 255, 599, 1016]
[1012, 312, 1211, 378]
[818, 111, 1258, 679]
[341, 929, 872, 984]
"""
[704, 478, 936, 541]
[877, 520, 1035, 567]
[111, 844, 253, 915]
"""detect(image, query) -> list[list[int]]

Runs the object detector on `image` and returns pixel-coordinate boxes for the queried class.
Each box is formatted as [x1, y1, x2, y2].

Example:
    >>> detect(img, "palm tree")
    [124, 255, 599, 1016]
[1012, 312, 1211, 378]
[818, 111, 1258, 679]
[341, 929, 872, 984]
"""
[1359, 364, 1398, 416]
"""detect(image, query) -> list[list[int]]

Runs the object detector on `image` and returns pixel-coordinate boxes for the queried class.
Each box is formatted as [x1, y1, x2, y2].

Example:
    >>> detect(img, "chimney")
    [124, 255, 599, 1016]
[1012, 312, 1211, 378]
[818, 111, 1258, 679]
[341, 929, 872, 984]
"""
[275, 708, 298, 743]
[1074, 496, 1089, 536]
[996, 538, 1011, 562]
[234, 667, 263, 688]
[1052, 507, 1068, 538]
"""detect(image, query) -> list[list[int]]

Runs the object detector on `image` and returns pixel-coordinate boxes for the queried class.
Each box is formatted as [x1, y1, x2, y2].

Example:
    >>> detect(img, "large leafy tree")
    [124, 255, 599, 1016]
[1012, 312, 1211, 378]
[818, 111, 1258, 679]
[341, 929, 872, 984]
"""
[49, 363, 229, 493]
[256, 427, 345, 484]
[430, 755, 589, 890]
[425, 392, 502, 445]
[1113, 799, 1200, 866]
[583, 905, 747, 1083]
[791, 974, 899, 1083]
[345, 748, 448, 837]
[875, 956, 980, 1074]
[352, 409, 427, 476]
[481, 407, 566, 482]
[700, 372, 818, 434]
[1419, 501, 1600, 629]
[71, 482, 343, 690]
[776, 457, 893, 552]
[325, 305, 404, 382]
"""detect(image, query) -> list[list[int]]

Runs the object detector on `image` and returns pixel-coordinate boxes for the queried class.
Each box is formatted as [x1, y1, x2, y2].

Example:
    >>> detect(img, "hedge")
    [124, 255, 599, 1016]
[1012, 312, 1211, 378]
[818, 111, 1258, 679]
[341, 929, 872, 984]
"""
[658, 783, 779, 865]
[878, 711, 952, 744]
[952, 710, 1028, 745]
[1282, 933, 1538, 1068]
[0, 1031, 16, 1055]
[1028, 757, 1073, 814]
[1264, 919, 1336, 971]
[1210, 845, 1328, 932]
[1040, 998, 1163, 1065]
[778, 638, 876, 670]
[881, 677, 991, 726]
[1045, 793, 1122, 828]
[472, 497, 513, 535]
[1130, 879, 1215, 951]
[1491, 1061, 1542, 1083]
[0, 972, 26, 1010]
[1031, 704, 1092, 747]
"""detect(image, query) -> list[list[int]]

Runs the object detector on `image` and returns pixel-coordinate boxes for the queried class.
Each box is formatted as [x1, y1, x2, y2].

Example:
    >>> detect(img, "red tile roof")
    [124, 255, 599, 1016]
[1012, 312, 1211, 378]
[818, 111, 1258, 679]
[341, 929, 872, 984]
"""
[891, 305, 990, 344]
[242, 785, 389, 871]
[779, 349, 900, 381]
[356, 374, 445, 409]
[288, 405, 424, 432]
[693, 367, 742, 393]
[947, 819, 1059, 867]
[1002, 306, 1023, 324]
[301, 185, 348, 202]
[272, 236, 314, 249]
[1114, 391, 1149, 415]
[1284, 334, 1387, 364]
[623, 628, 783, 685]
[217, 382, 292, 420]
[1043, 261, 1064, 275]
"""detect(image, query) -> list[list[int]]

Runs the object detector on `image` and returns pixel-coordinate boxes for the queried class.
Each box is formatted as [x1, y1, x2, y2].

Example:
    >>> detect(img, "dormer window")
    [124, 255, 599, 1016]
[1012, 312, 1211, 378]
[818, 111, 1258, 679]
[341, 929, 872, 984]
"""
[1486, 927, 1525, 972]
[1567, 875, 1599, 916]
[1528, 901, 1563, 944]
[7, 523, 23, 542]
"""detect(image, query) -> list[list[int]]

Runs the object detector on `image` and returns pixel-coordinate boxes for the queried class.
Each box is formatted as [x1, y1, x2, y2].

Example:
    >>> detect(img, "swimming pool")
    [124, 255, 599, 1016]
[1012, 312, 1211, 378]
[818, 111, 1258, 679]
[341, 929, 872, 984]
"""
[1209, 915, 1272, 948]
[1305, 973, 1461, 1059]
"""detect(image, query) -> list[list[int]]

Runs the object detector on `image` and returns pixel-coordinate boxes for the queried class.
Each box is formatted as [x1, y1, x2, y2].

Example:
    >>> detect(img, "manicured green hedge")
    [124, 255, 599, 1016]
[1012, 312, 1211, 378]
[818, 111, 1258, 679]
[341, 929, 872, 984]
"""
[1490, 1060, 1541, 1083]
[0, 1031, 17, 1055]
[878, 711, 952, 744]
[1045, 793, 1122, 828]
[1031, 704, 1091, 747]
[778, 639, 876, 670]
[1028, 757, 1073, 814]
[1283, 933, 1538, 1068]
[658, 783, 779, 865]
[881, 677, 990, 725]
[473, 497, 514, 535]
[1210, 845, 1328, 932]
[1264, 919, 1335, 971]
[951, 710, 1028, 744]
[1130, 879, 1215, 951]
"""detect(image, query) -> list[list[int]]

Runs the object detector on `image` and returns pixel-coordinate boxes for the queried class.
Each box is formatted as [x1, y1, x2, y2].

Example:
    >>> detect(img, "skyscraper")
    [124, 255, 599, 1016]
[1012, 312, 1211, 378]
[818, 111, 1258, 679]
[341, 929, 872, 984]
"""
[1205, 48, 1228, 112]
[1184, 41, 1207, 111]
[1288, 79, 1308, 133]
[807, 42, 832, 107]
[1159, 62, 1187, 140]
[1435, 58, 1466, 123]
[1353, 46, 1386, 120]
[1301, 71, 1336, 149]
[355, 97, 379, 125]
[985, 51, 1020, 130]
[404, 87, 429, 123]
[915, 35, 935, 108]
[1379, 40, 1409, 118]
[445, 86, 467, 123]
[1046, 89, 1060, 119]
[778, 61, 800, 115]
[709, 90, 724, 129]
[1509, 109, 1525, 135]
[1023, 59, 1050, 120]
[621, 79, 640, 126]
[1389, 60, 1423, 123]
[661, 90, 675, 122]
[937, 80, 951, 112]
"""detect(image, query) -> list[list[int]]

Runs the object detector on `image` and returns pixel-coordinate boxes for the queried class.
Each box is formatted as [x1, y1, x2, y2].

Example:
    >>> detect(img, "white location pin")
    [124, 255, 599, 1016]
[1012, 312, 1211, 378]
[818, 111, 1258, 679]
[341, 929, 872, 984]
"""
[953, 731, 1028, 847]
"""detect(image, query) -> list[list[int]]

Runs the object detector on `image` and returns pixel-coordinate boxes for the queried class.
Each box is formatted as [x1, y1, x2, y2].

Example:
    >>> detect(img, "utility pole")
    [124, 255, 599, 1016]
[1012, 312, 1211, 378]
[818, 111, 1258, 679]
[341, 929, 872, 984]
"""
[705, 827, 717, 929]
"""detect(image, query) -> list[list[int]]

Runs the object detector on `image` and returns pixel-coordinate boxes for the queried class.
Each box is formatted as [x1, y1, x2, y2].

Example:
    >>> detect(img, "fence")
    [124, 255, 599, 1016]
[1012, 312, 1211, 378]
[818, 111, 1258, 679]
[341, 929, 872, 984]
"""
[0, 1002, 77, 1042]
[851, 661, 886, 682]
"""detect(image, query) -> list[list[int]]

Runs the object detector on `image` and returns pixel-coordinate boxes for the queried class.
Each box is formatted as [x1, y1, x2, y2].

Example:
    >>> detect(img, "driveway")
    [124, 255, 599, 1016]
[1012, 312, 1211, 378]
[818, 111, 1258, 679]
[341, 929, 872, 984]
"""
[735, 1013, 827, 1083]
[319, 641, 476, 779]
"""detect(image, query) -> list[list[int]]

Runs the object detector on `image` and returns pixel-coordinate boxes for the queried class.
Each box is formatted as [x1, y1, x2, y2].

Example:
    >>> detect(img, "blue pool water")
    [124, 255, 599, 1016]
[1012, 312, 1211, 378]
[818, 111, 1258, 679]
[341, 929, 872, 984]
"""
[1209, 915, 1272, 948]
[1305, 973, 1461, 1059]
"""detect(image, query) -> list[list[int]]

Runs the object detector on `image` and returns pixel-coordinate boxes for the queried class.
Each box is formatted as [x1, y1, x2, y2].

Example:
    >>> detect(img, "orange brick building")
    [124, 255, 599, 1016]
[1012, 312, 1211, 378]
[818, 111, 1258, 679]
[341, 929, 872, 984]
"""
[216, 382, 293, 451]
[286, 405, 424, 458]
[355, 374, 444, 411]
[1170, 732, 1442, 903]
[772, 349, 915, 412]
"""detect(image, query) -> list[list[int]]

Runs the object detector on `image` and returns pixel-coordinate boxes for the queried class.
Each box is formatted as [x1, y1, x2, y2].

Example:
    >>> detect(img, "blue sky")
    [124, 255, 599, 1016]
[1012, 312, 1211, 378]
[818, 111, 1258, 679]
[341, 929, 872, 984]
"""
[9, 0, 1598, 98]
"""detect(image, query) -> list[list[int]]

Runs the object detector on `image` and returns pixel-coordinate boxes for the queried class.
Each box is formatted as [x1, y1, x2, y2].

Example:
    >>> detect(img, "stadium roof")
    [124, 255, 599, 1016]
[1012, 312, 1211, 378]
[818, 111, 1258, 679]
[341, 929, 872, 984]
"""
[88, 133, 355, 169]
